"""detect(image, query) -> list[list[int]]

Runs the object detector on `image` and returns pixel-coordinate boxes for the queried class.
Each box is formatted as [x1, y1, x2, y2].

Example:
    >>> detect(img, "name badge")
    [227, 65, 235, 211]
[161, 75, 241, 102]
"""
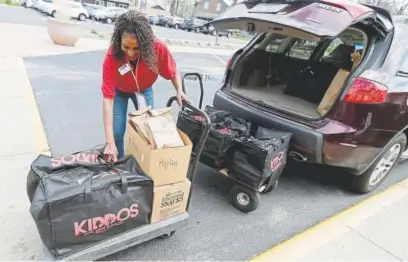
[118, 64, 131, 76]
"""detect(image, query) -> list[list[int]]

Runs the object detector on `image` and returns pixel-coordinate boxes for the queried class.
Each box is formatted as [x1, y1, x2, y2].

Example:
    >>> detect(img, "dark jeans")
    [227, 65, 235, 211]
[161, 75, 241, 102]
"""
[113, 87, 154, 158]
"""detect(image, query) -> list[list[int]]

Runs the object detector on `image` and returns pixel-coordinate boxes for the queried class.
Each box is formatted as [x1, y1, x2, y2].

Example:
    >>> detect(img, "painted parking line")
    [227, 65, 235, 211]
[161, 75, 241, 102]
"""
[212, 54, 228, 65]
[20, 56, 50, 156]
[250, 175, 408, 261]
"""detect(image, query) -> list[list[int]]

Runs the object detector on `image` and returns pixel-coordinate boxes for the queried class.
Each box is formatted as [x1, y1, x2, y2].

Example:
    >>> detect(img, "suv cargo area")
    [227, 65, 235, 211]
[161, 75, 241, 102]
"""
[229, 27, 369, 119]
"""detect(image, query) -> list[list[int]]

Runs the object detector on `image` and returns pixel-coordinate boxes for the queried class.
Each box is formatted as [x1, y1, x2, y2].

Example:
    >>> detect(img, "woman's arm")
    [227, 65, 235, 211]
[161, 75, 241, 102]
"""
[157, 42, 188, 105]
[101, 48, 118, 161]
[103, 98, 115, 144]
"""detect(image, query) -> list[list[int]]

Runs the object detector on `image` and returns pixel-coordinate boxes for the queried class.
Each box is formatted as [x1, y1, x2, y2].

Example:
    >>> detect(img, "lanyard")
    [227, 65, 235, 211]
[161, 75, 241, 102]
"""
[127, 58, 140, 93]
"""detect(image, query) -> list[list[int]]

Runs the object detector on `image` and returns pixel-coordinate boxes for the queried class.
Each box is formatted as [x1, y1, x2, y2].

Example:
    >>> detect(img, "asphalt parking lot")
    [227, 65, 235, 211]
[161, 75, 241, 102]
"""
[24, 50, 408, 261]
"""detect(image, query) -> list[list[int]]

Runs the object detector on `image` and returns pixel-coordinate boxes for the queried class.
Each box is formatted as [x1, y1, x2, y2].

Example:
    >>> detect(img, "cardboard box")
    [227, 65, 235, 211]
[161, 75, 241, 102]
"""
[124, 120, 192, 187]
[150, 179, 191, 223]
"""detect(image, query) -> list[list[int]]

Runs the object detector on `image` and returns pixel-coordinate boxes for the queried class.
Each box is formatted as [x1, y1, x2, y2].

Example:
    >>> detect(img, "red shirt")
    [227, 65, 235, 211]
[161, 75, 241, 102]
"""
[101, 39, 177, 99]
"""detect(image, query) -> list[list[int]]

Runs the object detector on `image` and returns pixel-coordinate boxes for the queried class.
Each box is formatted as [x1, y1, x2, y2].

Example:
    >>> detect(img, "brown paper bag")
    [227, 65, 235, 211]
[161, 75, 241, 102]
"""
[317, 51, 361, 116]
[317, 69, 350, 116]
[128, 106, 151, 144]
[146, 107, 184, 149]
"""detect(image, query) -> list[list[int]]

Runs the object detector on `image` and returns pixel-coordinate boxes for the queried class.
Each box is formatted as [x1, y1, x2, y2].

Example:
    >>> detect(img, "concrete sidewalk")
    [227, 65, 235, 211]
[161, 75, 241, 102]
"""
[0, 55, 46, 260]
[251, 176, 408, 261]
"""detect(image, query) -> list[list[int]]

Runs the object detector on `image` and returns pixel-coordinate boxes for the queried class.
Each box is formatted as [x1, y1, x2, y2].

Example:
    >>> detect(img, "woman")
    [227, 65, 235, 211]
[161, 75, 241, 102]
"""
[101, 10, 188, 162]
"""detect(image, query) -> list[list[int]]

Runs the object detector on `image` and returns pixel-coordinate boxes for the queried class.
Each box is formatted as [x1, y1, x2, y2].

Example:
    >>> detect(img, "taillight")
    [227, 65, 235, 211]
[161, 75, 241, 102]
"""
[344, 77, 387, 104]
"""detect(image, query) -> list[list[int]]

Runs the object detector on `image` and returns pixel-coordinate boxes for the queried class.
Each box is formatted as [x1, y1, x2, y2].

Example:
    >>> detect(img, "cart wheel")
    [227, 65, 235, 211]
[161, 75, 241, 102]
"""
[263, 180, 279, 194]
[230, 184, 260, 213]
[159, 231, 175, 240]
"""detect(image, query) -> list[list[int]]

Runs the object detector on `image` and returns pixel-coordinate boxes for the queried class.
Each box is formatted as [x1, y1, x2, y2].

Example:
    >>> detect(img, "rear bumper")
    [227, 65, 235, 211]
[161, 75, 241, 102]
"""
[213, 89, 383, 173]
[213, 90, 324, 164]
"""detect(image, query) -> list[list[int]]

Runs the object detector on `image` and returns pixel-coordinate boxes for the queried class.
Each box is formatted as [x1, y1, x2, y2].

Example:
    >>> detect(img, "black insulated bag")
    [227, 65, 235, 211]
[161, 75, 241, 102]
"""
[27, 150, 105, 203]
[200, 106, 251, 170]
[229, 127, 291, 189]
[28, 151, 153, 258]
[177, 109, 205, 148]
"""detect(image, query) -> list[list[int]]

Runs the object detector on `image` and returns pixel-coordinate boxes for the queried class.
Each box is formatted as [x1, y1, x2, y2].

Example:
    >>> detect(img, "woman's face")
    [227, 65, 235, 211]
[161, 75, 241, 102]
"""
[121, 32, 140, 61]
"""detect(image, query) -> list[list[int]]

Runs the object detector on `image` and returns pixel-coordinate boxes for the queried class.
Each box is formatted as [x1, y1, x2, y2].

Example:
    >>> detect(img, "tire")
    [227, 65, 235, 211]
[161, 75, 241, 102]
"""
[51, 10, 55, 17]
[348, 133, 406, 194]
[106, 18, 112, 24]
[230, 184, 260, 213]
[78, 13, 86, 21]
[158, 231, 175, 240]
[263, 180, 279, 194]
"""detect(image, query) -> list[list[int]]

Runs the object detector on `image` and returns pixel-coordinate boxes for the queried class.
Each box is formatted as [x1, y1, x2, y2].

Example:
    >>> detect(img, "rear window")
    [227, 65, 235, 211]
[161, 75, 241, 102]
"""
[265, 34, 288, 53]
[288, 40, 318, 60]
[265, 34, 318, 60]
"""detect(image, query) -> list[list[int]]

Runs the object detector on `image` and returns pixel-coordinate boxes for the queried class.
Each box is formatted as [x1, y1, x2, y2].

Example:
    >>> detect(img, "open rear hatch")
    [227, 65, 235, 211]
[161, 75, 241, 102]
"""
[208, 0, 391, 38]
[209, 0, 393, 121]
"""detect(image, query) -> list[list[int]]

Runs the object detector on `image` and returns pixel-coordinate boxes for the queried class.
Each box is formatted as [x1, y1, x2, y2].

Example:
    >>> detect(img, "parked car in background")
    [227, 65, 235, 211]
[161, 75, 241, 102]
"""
[83, 3, 107, 21]
[148, 15, 159, 25]
[166, 16, 184, 29]
[202, 24, 233, 37]
[211, 0, 407, 194]
[98, 6, 127, 24]
[183, 18, 207, 33]
[50, 1, 88, 20]
[155, 15, 169, 26]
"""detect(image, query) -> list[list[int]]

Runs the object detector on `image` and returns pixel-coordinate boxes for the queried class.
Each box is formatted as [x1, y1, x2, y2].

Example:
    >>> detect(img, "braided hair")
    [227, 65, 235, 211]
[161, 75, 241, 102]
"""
[111, 10, 158, 73]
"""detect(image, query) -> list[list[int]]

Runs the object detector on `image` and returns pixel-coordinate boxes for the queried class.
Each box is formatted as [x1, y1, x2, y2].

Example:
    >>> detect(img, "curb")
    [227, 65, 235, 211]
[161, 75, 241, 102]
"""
[250, 176, 408, 261]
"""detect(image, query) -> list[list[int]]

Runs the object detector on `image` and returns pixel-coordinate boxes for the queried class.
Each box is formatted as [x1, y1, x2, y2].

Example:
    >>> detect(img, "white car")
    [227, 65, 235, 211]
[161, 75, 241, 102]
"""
[48, 1, 89, 21]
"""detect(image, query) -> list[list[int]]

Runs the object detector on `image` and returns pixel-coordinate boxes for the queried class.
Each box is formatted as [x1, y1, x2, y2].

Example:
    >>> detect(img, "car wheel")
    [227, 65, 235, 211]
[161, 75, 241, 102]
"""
[230, 184, 260, 213]
[79, 13, 86, 21]
[106, 18, 112, 24]
[348, 133, 406, 194]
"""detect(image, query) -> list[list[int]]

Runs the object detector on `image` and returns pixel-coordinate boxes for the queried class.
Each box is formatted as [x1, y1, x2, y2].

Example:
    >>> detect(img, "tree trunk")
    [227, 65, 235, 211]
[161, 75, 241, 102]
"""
[170, 0, 178, 15]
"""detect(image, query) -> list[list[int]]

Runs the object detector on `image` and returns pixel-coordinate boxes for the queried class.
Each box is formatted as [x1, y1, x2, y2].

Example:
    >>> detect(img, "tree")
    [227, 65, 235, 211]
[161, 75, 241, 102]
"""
[359, 0, 394, 12]
[170, 0, 178, 15]
[393, 0, 408, 14]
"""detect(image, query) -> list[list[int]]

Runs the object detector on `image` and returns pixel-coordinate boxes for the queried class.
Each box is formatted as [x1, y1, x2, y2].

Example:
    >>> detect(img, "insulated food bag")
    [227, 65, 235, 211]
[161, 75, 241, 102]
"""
[28, 150, 154, 258]
[229, 127, 291, 188]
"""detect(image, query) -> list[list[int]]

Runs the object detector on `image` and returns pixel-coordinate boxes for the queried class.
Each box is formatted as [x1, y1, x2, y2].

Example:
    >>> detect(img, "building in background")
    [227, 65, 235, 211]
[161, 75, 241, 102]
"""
[192, 0, 231, 19]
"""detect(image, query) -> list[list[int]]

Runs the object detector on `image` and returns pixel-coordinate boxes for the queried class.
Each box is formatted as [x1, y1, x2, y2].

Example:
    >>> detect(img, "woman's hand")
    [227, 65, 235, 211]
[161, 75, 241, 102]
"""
[104, 142, 118, 163]
[176, 89, 189, 107]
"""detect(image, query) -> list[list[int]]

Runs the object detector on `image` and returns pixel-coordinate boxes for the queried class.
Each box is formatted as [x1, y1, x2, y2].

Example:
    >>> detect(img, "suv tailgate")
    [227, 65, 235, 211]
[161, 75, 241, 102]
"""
[209, 0, 376, 38]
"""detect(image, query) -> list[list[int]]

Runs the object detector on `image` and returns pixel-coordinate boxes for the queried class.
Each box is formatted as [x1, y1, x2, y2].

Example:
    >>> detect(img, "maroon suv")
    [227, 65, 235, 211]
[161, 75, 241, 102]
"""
[210, 0, 408, 194]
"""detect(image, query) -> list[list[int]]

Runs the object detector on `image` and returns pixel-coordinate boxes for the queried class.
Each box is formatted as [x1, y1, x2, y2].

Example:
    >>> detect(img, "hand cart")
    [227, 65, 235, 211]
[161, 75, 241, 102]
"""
[176, 73, 284, 214]
[42, 83, 212, 261]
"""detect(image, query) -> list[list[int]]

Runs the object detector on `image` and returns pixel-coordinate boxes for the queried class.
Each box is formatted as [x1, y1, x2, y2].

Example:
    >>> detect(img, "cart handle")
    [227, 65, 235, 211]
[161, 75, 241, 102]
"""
[181, 72, 204, 110]
[166, 98, 211, 211]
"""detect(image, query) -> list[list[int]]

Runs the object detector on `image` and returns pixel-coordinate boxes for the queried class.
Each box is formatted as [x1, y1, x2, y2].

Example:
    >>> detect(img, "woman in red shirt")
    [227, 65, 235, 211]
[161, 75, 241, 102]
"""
[102, 11, 188, 162]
